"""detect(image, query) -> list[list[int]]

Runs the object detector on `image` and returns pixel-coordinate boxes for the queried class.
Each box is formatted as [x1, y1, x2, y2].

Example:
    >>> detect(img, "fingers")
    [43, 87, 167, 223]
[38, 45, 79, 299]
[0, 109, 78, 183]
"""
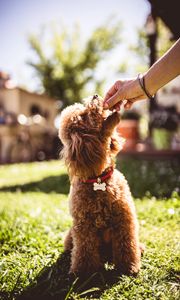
[103, 77, 146, 110]
[103, 83, 119, 103]
[124, 96, 142, 109]
[113, 103, 121, 111]
[124, 100, 133, 109]
[103, 81, 125, 109]
[124, 94, 147, 109]
[104, 90, 123, 109]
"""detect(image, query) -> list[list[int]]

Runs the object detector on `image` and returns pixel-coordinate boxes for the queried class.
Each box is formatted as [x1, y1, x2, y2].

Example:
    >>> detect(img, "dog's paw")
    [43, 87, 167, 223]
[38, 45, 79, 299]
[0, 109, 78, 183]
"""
[116, 262, 141, 276]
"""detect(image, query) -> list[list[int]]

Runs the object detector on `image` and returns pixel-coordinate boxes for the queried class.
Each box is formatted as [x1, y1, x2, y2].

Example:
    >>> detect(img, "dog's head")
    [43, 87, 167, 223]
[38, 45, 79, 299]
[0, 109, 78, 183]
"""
[59, 95, 123, 180]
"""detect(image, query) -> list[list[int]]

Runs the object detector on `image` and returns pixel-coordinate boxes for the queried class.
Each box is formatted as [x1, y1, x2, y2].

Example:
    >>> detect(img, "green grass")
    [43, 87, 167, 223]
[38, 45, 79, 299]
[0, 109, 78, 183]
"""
[0, 161, 179, 300]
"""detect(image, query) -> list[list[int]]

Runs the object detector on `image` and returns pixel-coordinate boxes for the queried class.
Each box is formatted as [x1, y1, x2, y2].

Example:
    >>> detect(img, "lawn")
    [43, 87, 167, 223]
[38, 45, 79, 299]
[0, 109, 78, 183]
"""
[0, 161, 179, 300]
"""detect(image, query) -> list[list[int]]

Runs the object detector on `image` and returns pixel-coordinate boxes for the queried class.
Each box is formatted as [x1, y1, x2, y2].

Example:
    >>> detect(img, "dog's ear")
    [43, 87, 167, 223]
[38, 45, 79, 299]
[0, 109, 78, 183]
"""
[67, 131, 106, 178]
[102, 112, 120, 137]
[69, 131, 105, 166]
[69, 132, 83, 161]
[110, 134, 125, 155]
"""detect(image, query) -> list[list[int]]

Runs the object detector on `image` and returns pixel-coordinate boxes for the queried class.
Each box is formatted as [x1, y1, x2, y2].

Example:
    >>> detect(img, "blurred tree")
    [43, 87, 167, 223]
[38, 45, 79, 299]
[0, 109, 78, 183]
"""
[28, 21, 122, 108]
[129, 18, 174, 74]
[156, 19, 174, 57]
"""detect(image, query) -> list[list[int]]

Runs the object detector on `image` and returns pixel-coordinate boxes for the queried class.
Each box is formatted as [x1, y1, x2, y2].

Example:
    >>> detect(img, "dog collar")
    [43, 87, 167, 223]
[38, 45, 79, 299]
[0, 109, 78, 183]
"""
[83, 167, 113, 191]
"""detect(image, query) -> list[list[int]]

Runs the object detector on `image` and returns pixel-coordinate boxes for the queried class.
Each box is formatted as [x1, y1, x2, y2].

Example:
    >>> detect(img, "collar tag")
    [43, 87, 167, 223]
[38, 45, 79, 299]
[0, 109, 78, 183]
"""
[93, 178, 106, 191]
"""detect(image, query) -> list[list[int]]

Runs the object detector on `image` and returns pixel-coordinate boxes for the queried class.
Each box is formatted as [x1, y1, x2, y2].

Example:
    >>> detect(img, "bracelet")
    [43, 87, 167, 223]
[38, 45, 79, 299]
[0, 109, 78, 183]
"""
[137, 73, 154, 100]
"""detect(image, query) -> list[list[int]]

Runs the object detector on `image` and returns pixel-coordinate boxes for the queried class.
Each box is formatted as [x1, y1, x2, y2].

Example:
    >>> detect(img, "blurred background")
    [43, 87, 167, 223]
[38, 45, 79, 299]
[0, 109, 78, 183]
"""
[0, 0, 179, 197]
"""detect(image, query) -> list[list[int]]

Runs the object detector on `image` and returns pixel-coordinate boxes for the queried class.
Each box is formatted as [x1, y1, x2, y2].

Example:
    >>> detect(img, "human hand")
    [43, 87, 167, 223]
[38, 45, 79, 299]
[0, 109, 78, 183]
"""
[103, 78, 147, 110]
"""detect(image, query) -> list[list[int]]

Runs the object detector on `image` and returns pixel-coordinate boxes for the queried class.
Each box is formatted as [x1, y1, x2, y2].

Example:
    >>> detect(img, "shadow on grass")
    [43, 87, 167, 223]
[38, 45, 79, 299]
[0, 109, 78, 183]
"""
[15, 252, 122, 300]
[0, 174, 70, 194]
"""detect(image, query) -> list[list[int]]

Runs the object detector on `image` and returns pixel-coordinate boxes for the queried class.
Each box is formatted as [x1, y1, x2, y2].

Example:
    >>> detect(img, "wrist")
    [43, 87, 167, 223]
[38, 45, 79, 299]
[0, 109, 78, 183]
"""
[125, 77, 145, 98]
[137, 74, 154, 100]
[134, 77, 145, 96]
[143, 71, 158, 96]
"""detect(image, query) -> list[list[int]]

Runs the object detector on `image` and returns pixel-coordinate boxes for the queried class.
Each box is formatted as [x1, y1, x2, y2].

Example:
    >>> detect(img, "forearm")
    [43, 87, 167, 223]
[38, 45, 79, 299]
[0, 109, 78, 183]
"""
[144, 38, 180, 95]
[103, 39, 180, 110]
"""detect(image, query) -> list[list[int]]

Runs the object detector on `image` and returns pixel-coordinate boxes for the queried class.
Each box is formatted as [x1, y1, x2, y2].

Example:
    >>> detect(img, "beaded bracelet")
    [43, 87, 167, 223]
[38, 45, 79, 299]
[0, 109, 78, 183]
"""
[137, 73, 154, 100]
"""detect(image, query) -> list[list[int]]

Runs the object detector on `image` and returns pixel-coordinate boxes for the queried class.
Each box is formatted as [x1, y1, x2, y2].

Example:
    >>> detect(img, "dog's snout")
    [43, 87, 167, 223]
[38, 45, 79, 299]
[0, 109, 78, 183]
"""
[93, 94, 99, 100]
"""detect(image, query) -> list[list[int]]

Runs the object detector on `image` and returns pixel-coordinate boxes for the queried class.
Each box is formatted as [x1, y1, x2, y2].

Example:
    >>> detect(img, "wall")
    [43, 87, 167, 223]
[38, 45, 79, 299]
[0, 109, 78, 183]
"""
[0, 88, 20, 113]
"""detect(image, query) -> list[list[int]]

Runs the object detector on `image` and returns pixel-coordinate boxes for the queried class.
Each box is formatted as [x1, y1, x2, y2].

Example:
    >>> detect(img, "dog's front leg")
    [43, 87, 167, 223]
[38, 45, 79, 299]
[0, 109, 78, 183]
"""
[111, 206, 141, 275]
[112, 223, 141, 275]
[70, 225, 102, 276]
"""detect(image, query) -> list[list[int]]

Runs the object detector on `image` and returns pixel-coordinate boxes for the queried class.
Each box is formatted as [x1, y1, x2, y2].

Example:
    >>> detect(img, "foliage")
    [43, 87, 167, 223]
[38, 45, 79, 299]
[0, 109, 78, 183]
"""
[128, 18, 174, 74]
[0, 161, 179, 300]
[156, 19, 174, 58]
[129, 29, 149, 69]
[117, 156, 180, 198]
[28, 21, 122, 108]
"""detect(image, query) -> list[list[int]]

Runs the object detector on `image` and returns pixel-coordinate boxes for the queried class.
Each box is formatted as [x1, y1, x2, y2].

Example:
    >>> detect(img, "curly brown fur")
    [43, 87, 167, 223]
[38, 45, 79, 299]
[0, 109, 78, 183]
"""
[59, 95, 142, 276]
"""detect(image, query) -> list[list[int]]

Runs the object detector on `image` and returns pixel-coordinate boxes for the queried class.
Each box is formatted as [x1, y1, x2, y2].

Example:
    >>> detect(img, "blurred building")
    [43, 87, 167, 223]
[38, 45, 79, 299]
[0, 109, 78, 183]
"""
[0, 71, 59, 164]
[0, 87, 57, 128]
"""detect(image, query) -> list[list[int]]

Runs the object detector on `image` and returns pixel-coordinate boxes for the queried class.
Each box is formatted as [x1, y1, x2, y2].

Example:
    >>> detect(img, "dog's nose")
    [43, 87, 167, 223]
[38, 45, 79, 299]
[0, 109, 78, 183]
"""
[93, 94, 99, 100]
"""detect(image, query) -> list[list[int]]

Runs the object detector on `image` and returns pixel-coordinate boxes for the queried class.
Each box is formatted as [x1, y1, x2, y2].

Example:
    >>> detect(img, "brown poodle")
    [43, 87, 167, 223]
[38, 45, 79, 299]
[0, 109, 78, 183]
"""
[59, 95, 143, 276]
